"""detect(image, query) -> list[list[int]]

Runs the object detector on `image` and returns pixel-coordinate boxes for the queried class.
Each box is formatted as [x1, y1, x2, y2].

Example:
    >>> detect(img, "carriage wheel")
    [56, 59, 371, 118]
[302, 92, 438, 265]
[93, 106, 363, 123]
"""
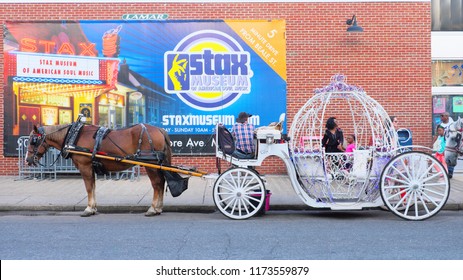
[380, 151, 450, 221]
[213, 167, 266, 220]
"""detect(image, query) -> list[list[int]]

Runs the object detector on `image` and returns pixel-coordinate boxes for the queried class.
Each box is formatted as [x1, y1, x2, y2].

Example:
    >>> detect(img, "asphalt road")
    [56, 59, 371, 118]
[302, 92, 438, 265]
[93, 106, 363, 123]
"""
[1, 210, 463, 260]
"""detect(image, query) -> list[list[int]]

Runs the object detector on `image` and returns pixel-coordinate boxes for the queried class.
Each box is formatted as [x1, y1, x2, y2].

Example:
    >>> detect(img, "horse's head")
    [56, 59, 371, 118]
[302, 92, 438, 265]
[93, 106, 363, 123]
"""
[445, 117, 463, 167]
[25, 125, 50, 166]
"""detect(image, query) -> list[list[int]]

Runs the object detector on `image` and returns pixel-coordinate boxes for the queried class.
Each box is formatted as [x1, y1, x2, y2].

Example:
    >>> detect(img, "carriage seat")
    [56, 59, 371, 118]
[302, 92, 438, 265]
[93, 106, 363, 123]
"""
[216, 124, 256, 161]
[299, 136, 322, 153]
[350, 149, 372, 179]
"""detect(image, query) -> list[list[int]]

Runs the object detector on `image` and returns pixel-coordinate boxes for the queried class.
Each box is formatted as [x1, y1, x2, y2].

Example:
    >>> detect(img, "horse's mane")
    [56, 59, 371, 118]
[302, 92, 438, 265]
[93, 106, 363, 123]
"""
[43, 124, 71, 144]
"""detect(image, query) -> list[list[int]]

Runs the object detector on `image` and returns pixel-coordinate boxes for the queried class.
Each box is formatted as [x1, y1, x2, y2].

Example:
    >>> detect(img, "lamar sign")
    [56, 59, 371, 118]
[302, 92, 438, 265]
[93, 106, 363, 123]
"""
[122, 14, 168, 20]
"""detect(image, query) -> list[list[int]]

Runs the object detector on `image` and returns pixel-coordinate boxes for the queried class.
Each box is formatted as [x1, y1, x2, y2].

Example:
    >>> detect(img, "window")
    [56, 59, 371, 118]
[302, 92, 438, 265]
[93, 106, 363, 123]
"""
[432, 0, 463, 31]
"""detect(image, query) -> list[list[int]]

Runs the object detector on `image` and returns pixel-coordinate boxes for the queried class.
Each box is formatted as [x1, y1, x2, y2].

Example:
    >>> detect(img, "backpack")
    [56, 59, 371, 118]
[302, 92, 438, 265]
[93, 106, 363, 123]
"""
[216, 125, 235, 155]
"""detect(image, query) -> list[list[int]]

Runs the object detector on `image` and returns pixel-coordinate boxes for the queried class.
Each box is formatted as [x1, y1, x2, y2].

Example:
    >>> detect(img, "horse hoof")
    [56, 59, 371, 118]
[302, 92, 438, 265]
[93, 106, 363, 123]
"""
[81, 210, 96, 217]
[145, 211, 161, 217]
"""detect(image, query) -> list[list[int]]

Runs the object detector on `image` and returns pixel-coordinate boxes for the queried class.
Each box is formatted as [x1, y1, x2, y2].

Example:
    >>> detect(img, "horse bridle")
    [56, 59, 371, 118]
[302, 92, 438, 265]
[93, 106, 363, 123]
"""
[27, 127, 50, 166]
[27, 125, 70, 166]
[445, 123, 463, 155]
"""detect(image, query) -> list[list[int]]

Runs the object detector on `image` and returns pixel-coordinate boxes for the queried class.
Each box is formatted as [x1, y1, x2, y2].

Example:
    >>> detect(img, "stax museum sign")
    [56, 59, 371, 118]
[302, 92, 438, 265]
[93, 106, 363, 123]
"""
[16, 53, 100, 80]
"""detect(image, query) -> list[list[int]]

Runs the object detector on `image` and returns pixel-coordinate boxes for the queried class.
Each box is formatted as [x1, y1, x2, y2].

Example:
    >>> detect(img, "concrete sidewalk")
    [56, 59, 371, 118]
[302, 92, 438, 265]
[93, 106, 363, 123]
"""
[0, 173, 462, 213]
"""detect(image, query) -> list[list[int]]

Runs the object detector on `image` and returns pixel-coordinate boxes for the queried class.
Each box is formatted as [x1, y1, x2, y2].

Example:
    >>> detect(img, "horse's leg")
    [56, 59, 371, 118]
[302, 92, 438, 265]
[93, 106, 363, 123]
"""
[145, 167, 166, 216]
[445, 150, 458, 179]
[80, 165, 98, 217]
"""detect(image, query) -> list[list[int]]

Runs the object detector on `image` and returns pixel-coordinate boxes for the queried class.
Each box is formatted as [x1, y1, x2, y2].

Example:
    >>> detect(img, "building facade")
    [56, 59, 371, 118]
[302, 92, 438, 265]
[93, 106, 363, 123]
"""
[0, 0, 431, 175]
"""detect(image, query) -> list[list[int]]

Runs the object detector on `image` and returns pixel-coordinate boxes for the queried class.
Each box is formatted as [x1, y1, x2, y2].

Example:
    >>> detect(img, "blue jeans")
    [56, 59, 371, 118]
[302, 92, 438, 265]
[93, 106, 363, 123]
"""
[232, 149, 254, 159]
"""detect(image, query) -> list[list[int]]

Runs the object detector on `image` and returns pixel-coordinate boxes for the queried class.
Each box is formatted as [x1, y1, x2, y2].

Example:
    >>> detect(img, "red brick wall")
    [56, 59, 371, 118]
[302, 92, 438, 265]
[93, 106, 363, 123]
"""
[0, 2, 431, 175]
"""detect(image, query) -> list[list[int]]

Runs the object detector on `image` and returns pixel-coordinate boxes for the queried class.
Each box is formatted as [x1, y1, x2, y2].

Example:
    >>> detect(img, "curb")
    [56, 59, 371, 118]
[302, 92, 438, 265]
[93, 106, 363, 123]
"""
[0, 203, 461, 214]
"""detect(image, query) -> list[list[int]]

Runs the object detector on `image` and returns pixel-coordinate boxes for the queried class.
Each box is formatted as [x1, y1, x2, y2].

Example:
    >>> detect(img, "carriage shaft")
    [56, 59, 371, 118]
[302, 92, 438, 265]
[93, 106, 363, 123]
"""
[67, 150, 207, 177]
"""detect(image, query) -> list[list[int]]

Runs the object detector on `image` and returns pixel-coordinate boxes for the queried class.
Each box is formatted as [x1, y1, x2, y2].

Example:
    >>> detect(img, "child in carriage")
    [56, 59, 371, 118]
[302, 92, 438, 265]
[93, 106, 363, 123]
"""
[345, 134, 356, 154]
[344, 134, 356, 170]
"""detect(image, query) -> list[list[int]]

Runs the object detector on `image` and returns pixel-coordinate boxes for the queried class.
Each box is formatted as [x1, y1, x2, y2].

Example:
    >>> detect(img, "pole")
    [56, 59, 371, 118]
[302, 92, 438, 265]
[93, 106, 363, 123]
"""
[68, 150, 207, 177]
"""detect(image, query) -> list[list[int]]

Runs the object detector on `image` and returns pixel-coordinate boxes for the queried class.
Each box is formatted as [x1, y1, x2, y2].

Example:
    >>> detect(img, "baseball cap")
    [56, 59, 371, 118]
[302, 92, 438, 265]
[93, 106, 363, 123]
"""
[237, 112, 252, 123]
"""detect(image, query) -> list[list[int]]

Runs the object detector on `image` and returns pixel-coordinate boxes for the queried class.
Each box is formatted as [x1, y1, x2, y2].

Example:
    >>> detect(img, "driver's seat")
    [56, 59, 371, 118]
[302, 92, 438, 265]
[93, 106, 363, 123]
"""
[216, 124, 235, 156]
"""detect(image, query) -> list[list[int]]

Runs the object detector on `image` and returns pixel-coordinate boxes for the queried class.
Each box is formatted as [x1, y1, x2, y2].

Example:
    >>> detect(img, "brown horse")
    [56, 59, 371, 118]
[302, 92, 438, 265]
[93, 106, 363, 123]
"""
[25, 123, 172, 217]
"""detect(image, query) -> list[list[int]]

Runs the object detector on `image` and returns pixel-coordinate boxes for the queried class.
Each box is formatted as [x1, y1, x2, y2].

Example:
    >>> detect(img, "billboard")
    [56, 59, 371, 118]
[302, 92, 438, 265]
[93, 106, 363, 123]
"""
[3, 20, 287, 155]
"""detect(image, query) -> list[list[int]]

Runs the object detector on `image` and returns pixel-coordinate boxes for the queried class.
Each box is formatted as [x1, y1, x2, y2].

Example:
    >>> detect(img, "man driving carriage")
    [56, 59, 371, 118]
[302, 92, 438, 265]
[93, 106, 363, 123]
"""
[231, 112, 255, 159]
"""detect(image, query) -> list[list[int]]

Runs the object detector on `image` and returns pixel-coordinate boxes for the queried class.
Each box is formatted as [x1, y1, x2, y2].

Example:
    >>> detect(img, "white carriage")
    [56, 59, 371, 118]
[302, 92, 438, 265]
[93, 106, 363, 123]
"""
[212, 74, 450, 221]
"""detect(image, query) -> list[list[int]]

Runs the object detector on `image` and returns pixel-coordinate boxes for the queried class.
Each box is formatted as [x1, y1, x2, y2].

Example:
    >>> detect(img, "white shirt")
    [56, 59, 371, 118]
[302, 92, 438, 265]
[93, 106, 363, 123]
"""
[440, 117, 454, 129]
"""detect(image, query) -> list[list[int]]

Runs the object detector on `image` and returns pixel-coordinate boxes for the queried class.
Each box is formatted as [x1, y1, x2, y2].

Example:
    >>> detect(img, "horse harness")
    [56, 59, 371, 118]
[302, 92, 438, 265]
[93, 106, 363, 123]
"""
[61, 122, 166, 175]
[61, 120, 85, 159]
[30, 122, 188, 197]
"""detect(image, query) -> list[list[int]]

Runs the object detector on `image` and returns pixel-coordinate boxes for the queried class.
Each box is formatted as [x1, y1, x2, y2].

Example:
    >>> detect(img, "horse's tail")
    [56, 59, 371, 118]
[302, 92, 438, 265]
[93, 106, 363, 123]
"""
[160, 128, 172, 165]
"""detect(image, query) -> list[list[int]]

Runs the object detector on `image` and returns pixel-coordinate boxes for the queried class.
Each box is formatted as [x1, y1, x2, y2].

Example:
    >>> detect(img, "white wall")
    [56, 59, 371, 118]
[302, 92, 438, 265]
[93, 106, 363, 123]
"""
[432, 31, 463, 59]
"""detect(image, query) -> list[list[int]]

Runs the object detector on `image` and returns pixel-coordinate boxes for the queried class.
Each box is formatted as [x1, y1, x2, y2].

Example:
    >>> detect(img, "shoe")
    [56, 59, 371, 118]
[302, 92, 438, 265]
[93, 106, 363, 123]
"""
[449, 174, 453, 179]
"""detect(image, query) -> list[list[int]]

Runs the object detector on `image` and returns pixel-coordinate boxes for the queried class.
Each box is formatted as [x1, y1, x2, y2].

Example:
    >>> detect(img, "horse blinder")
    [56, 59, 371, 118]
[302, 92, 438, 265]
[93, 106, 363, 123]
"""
[26, 128, 47, 166]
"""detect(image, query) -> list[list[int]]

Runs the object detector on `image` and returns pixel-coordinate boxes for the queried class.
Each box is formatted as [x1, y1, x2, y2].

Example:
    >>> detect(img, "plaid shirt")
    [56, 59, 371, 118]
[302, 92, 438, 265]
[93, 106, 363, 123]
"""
[232, 122, 255, 154]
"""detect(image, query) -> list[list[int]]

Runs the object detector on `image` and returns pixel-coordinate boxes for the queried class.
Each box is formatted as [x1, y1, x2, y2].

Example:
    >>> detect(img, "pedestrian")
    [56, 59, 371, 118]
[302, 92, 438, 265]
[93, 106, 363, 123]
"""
[433, 125, 447, 173]
[439, 112, 454, 129]
[433, 112, 454, 143]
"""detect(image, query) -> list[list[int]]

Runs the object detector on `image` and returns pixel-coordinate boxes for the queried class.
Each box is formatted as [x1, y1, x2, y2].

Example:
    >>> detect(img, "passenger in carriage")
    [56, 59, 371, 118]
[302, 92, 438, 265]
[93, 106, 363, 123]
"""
[344, 134, 356, 170]
[345, 134, 356, 154]
[322, 117, 344, 153]
[231, 112, 256, 159]
[322, 117, 345, 176]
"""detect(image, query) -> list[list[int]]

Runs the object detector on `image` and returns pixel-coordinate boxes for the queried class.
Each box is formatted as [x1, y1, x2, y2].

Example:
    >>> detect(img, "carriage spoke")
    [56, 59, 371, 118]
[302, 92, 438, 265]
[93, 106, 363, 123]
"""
[394, 190, 411, 211]
[423, 182, 448, 187]
[237, 198, 243, 216]
[384, 175, 409, 185]
[241, 197, 254, 214]
[223, 196, 238, 211]
[216, 193, 235, 204]
[414, 192, 419, 218]
[421, 191, 440, 207]
[238, 171, 250, 189]
[418, 194, 431, 215]
[420, 168, 441, 183]
[390, 165, 410, 182]
[399, 157, 413, 180]
[244, 194, 262, 204]
[386, 188, 408, 200]
[422, 187, 446, 198]
[242, 176, 258, 191]
[402, 191, 413, 215]
[222, 175, 238, 190]
[229, 199, 239, 215]
[416, 164, 433, 182]
[218, 182, 236, 193]
[382, 184, 409, 190]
